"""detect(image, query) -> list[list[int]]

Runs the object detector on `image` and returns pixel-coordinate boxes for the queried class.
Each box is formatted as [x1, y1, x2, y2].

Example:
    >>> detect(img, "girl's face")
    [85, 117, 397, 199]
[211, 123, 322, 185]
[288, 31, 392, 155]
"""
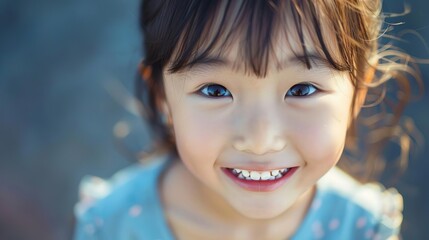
[161, 36, 355, 219]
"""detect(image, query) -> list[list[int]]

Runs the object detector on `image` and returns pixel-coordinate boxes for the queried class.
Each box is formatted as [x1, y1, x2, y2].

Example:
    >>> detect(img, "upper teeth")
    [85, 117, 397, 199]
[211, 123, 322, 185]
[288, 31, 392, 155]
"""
[231, 168, 288, 181]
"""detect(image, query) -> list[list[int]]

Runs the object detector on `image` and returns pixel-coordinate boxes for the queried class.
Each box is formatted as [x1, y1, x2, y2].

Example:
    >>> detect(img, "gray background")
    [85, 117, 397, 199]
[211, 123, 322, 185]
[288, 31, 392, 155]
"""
[0, 0, 428, 239]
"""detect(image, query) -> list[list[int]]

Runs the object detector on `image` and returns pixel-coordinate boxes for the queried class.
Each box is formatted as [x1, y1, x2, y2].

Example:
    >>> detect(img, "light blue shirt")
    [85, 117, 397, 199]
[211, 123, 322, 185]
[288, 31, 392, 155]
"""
[74, 153, 402, 239]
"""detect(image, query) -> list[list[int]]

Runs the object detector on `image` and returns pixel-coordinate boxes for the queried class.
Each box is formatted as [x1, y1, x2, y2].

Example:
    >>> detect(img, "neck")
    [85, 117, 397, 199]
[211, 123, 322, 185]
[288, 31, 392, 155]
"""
[160, 160, 315, 239]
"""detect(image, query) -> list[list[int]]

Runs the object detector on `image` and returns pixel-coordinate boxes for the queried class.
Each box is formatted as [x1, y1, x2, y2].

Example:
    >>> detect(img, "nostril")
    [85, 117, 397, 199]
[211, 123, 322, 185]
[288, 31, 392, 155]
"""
[232, 137, 247, 152]
[232, 137, 286, 155]
[272, 138, 287, 151]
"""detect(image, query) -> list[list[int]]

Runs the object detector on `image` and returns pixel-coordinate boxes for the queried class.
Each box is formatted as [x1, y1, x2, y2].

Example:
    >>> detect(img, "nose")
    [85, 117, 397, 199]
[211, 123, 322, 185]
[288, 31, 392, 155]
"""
[233, 105, 286, 155]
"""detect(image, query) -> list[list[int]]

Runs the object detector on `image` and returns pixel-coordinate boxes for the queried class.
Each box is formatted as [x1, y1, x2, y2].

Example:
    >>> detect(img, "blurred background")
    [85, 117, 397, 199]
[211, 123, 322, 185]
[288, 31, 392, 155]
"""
[0, 0, 428, 239]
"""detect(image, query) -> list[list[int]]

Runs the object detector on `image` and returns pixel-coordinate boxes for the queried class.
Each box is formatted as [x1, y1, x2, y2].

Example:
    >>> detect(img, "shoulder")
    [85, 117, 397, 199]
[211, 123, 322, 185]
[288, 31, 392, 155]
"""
[73, 153, 173, 240]
[311, 167, 403, 239]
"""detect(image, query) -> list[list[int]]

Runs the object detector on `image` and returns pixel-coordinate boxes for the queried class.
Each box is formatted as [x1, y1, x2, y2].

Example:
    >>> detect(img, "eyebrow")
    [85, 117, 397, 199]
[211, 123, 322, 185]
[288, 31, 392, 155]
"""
[179, 53, 330, 72]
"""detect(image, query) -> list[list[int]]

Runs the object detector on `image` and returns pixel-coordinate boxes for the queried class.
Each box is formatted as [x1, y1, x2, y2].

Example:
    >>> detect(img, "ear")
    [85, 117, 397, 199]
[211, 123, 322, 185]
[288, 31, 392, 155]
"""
[353, 64, 376, 118]
[159, 98, 173, 123]
[138, 60, 153, 83]
[139, 60, 173, 124]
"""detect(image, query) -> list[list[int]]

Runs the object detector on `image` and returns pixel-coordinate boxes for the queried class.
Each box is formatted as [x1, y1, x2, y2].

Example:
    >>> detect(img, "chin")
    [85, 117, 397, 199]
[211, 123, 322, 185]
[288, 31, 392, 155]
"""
[230, 197, 294, 220]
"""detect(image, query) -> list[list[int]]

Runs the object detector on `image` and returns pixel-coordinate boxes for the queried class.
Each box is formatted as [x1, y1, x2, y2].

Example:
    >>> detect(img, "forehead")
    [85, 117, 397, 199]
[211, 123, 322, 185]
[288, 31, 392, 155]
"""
[166, 0, 344, 76]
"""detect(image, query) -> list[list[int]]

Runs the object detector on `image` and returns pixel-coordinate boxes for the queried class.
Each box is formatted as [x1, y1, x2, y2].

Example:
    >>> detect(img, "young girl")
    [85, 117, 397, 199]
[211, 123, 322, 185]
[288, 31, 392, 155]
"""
[74, 0, 419, 239]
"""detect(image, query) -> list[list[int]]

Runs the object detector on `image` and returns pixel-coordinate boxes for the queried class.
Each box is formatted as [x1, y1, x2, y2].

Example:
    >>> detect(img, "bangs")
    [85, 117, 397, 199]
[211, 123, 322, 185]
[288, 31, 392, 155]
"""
[161, 0, 354, 77]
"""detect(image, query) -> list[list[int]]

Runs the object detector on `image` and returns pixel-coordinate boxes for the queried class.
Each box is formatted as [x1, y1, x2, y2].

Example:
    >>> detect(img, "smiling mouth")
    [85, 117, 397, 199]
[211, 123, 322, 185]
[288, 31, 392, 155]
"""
[226, 167, 290, 181]
[222, 166, 298, 192]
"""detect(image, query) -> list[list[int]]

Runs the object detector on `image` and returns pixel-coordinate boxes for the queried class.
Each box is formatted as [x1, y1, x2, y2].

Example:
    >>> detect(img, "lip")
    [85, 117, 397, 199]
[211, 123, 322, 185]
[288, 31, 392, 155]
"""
[222, 167, 298, 192]
[224, 165, 292, 172]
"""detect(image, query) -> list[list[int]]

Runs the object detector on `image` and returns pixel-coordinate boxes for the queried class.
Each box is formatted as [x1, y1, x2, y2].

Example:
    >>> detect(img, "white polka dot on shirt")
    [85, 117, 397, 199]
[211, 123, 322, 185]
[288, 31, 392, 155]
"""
[95, 217, 104, 227]
[312, 221, 324, 239]
[356, 216, 367, 229]
[373, 233, 382, 240]
[85, 224, 95, 235]
[329, 218, 340, 230]
[312, 199, 322, 210]
[365, 229, 374, 239]
[129, 204, 142, 217]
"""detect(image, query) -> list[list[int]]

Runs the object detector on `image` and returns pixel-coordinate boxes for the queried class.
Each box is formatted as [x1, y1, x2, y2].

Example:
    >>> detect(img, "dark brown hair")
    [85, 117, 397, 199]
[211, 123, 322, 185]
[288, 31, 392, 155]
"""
[136, 0, 422, 181]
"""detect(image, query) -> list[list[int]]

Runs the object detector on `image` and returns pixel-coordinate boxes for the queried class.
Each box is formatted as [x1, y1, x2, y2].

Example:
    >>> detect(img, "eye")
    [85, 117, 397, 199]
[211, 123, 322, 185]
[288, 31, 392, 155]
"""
[199, 84, 232, 98]
[286, 83, 318, 97]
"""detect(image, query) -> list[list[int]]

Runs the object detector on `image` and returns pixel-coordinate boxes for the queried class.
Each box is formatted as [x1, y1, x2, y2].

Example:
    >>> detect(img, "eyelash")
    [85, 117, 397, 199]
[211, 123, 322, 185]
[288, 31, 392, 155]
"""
[197, 83, 319, 98]
[286, 83, 319, 97]
[198, 84, 232, 98]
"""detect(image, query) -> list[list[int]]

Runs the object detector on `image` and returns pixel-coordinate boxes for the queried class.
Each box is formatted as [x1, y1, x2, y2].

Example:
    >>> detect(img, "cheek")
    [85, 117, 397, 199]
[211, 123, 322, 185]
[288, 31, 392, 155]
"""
[172, 106, 229, 173]
[287, 99, 351, 165]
